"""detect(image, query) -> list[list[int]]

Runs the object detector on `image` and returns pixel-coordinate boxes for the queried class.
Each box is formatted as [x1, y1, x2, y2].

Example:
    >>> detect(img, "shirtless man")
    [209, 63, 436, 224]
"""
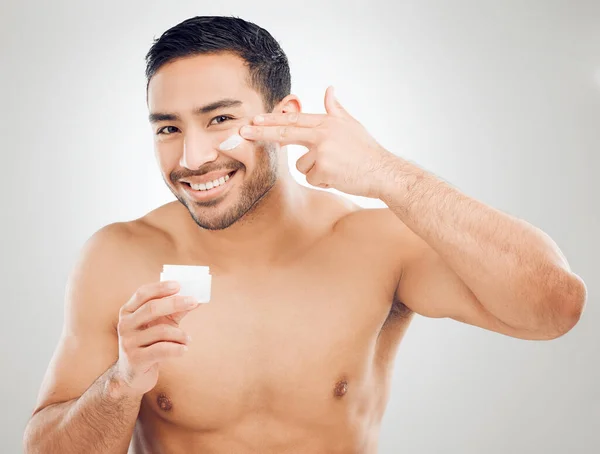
[23, 15, 587, 454]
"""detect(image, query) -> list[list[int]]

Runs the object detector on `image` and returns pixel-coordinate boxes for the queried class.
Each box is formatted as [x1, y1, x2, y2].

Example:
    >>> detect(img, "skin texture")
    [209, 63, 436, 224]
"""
[24, 52, 586, 454]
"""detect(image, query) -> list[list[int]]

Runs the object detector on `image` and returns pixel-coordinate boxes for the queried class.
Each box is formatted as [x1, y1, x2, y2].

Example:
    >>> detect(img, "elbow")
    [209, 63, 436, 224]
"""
[23, 417, 42, 454]
[537, 270, 587, 340]
[23, 406, 56, 454]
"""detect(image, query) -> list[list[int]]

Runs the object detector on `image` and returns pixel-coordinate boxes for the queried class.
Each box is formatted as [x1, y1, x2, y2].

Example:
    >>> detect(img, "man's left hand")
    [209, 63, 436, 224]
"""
[239, 86, 397, 199]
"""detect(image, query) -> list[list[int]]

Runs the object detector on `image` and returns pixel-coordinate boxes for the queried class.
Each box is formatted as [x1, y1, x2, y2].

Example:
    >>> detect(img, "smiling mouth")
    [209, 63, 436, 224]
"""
[182, 170, 237, 192]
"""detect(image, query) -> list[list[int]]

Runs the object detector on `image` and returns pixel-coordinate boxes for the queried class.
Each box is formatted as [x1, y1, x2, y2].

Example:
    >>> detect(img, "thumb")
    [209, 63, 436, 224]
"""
[324, 86, 349, 118]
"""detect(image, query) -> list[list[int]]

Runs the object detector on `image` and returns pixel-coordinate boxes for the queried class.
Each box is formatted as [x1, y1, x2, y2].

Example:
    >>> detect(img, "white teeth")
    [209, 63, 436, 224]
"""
[188, 173, 233, 191]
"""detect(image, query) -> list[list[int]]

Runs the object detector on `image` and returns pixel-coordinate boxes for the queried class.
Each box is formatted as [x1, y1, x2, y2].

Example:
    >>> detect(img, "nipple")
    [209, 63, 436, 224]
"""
[333, 380, 348, 398]
[157, 393, 173, 411]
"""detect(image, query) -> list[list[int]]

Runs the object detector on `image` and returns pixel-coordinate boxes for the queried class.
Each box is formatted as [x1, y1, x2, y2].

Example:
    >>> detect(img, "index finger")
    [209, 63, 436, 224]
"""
[120, 280, 180, 314]
[253, 112, 325, 128]
[239, 124, 318, 147]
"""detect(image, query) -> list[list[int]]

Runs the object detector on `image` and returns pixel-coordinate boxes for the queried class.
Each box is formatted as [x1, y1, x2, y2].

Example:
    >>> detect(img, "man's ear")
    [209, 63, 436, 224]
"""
[273, 94, 302, 114]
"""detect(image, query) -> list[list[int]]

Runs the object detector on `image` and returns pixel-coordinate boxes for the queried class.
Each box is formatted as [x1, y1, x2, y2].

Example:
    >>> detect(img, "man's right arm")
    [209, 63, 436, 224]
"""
[24, 365, 142, 454]
[24, 221, 196, 453]
[23, 223, 141, 454]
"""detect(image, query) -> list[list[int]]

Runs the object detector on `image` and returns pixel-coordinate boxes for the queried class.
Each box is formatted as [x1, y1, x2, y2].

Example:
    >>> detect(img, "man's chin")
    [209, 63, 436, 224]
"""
[184, 201, 243, 231]
[190, 212, 243, 231]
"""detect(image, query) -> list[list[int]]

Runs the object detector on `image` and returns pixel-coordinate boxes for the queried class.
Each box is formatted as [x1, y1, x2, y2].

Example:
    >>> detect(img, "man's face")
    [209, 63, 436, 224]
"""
[147, 53, 279, 230]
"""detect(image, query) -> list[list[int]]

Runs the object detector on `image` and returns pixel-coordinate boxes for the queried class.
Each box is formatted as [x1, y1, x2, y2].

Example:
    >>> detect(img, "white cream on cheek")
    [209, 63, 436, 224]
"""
[218, 133, 245, 151]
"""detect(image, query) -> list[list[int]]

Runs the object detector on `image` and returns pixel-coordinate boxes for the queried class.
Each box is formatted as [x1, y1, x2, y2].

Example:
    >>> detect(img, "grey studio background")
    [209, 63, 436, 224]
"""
[1, 0, 598, 453]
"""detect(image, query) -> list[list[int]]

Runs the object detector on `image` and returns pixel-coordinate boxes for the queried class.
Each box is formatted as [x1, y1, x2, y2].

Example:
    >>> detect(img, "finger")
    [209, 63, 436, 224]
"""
[296, 150, 317, 175]
[136, 323, 190, 348]
[305, 165, 323, 187]
[133, 295, 199, 328]
[324, 85, 350, 118]
[121, 281, 180, 315]
[135, 341, 188, 367]
[252, 112, 325, 128]
[169, 306, 199, 325]
[239, 125, 317, 147]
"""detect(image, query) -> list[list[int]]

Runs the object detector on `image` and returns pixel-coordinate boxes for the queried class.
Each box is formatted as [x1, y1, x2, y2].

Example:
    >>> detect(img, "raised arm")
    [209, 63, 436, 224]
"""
[236, 87, 587, 340]
[383, 162, 587, 340]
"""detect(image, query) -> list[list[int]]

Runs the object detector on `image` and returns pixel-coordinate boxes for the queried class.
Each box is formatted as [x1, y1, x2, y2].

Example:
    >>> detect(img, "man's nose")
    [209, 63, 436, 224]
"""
[179, 132, 219, 169]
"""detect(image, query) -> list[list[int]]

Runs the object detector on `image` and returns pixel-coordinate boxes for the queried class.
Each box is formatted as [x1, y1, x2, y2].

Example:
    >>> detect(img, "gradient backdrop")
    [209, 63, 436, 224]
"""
[1, 0, 598, 453]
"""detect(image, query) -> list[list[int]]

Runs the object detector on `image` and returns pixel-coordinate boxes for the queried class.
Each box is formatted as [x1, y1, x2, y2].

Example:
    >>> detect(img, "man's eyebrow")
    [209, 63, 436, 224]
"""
[148, 99, 243, 123]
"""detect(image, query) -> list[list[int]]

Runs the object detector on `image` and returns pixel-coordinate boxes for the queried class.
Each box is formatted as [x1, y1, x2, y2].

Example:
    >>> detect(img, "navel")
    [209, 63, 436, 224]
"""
[156, 393, 173, 411]
[333, 379, 348, 398]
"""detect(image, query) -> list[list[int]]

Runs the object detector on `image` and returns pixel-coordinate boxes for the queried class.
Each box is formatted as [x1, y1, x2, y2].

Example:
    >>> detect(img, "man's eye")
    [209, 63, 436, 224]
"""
[210, 115, 234, 125]
[156, 126, 179, 135]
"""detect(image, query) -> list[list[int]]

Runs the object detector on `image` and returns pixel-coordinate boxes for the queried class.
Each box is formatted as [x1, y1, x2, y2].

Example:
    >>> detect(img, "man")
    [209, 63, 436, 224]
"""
[24, 15, 586, 454]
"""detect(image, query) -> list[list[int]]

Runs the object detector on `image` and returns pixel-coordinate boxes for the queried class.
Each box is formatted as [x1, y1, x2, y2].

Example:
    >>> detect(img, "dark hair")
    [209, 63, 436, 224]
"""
[145, 16, 291, 112]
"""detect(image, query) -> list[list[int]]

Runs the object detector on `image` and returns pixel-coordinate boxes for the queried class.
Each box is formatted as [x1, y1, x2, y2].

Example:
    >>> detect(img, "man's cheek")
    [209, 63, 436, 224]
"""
[218, 133, 244, 151]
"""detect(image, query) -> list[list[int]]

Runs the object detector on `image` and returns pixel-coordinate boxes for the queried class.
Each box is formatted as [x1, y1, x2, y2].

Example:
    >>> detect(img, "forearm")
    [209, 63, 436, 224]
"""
[24, 364, 142, 454]
[378, 155, 586, 332]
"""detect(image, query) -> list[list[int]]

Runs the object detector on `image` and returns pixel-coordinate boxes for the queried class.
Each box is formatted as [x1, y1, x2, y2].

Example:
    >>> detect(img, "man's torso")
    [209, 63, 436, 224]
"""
[120, 194, 413, 453]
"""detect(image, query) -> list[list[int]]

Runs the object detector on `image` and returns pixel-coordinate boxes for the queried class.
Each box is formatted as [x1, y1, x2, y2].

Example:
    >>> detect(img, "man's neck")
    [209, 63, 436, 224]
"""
[183, 175, 312, 270]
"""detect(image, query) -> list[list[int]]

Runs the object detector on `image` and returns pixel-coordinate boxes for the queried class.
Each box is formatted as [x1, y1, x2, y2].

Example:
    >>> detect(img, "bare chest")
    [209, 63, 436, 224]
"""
[137, 246, 410, 435]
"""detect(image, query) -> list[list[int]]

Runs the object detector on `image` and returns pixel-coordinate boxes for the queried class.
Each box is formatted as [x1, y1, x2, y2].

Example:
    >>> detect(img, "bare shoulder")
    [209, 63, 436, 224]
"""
[332, 202, 415, 318]
[29, 209, 179, 415]
[70, 223, 141, 323]
[73, 204, 179, 324]
[332, 205, 413, 259]
[333, 203, 412, 248]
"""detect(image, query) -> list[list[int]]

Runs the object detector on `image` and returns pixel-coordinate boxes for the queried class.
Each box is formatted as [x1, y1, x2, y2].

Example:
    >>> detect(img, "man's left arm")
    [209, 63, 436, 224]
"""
[377, 157, 587, 340]
[239, 86, 587, 340]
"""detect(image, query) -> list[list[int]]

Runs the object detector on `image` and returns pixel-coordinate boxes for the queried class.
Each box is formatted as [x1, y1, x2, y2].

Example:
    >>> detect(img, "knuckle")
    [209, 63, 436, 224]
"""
[279, 126, 288, 140]
[176, 295, 190, 308]
[287, 112, 299, 123]
[315, 128, 326, 141]
[128, 347, 140, 363]
[148, 301, 159, 317]
[155, 343, 170, 358]
[117, 315, 132, 335]
[121, 337, 134, 353]
[143, 347, 157, 362]
[133, 288, 146, 303]
[171, 296, 184, 312]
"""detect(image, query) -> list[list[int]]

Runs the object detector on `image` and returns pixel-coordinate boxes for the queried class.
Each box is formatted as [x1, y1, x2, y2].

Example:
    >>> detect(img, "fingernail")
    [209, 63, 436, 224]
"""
[240, 125, 255, 137]
[165, 281, 179, 289]
[254, 115, 264, 124]
[184, 296, 197, 305]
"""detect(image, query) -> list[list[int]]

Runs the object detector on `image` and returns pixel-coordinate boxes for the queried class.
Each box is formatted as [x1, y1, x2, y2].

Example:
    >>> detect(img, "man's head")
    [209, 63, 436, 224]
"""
[145, 16, 297, 230]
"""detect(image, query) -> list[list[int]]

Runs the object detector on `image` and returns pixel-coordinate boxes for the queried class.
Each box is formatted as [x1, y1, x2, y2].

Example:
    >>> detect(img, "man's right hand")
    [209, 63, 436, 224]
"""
[114, 281, 199, 396]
